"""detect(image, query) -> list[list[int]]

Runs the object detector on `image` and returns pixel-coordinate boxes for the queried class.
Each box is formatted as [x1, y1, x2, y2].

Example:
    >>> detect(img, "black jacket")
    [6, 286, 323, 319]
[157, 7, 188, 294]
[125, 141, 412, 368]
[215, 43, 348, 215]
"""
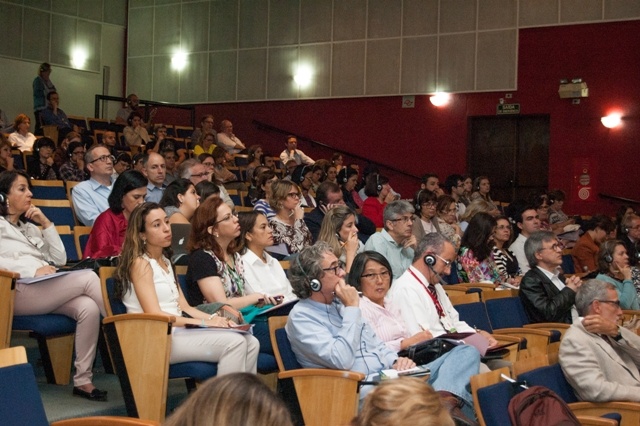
[519, 267, 575, 324]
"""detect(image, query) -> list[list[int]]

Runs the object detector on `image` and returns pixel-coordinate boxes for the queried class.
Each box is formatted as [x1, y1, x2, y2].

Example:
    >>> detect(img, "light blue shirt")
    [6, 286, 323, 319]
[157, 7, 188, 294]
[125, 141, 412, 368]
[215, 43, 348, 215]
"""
[364, 229, 414, 279]
[71, 177, 113, 226]
[145, 182, 166, 203]
[596, 273, 640, 310]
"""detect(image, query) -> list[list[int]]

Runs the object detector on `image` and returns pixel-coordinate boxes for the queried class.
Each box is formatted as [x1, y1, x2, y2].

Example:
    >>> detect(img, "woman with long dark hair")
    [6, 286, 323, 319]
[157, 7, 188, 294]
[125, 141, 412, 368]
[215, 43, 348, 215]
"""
[457, 212, 502, 285]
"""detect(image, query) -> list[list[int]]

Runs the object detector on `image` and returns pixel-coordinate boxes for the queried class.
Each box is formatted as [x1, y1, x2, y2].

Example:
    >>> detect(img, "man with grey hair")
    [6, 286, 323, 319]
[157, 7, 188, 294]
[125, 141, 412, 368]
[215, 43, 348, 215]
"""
[141, 152, 166, 202]
[364, 200, 417, 279]
[519, 231, 582, 324]
[216, 119, 246, 154]
[178, 158, 234, 209]
[71, 144, 114, 226]
[285, 241, 481, 423]
[559, 279, 640, 402]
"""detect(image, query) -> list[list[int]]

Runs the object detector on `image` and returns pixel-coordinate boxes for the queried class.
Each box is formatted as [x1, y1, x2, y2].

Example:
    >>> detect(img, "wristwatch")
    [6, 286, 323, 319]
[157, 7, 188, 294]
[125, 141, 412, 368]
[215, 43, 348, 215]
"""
[613, 327, 624, 342]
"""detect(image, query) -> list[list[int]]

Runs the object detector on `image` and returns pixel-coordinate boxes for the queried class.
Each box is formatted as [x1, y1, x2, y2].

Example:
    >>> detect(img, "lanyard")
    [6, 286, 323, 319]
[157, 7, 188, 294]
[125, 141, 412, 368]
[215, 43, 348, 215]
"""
[409, 268, 445, 318]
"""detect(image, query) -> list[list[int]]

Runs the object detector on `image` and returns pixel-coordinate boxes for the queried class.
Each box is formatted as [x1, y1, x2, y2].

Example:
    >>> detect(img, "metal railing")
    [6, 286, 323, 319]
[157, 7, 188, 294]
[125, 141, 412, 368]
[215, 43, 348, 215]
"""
[94, 95, 196, 127]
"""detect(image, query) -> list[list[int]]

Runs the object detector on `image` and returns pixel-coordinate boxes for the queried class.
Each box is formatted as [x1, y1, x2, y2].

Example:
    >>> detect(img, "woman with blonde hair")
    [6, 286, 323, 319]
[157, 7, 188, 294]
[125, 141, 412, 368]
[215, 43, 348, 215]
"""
[115, 202, 259, 375]
[193, 130, 216, 156]
[459, 198, 494, 232]
[268, 179, 312, 257]
[164, 373, 293, 426]
[8, 113, 36, 152]
[317, 205, 362, 273]
[352, 377, 454, 426]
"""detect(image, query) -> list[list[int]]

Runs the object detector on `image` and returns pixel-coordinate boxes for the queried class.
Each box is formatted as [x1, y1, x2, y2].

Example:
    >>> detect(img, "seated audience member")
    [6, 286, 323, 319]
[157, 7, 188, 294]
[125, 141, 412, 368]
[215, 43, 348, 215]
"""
[190, 115, 216, 149]
[533, 193, 553, 232]
[162, 148, 178, 184]
[145, 125, 174, 153]
[303, 181, 345, 240]
[40, 91, 80, 140]
[573, 215, 615, 273]
[444, 174, 467, 218]
[596, 240, 640, 310]
[435, 195, 462, 248]
[619, 214, 640, 267]
[421, 173, 443, 196]
[245, 144, 263, 184]
[71, 145, 115, 226]
[411, 189, 439, 241]
[548, 189, 575, 229]
[389, 233, 498, 346]
[132, 153, 144, 172]
[291, 164, 316, 208]
[115, 202, 259, 375]
[115, 93, 144, 125]
[141, 152, 167, 203]
[261, 154, 277, 173]
[0, 135, 15, 172]
[309, 161, 328, 194]
[238, 212, 297, 302]
[84, 170, 147, 258]
[337, 166, 363, 209]
[279, 135, 314, 166]
[361, 173, 392, 228]
[458, 198, 494, 232]
[159, 178, 200, 225]
[470, 176, 500, 215]
[195, 180, 221, 202]
[217, 119, 246, 154]
[331, 152, 343, 172]
[0, 169, 107, 401]
[112, 152, 132, 180]
[324, 163, 338, 184]
[9, 113, 37, 152]
[492, 215, 522, 285]
[253, 170, 278, 219]
[364, 201, 417, 279]
[352, 378, 455, 426]
[283, 159, 297, 180]
[164, 373, 293, 426]
[177, 158, 234, 209]
[123, 111, 150, 149]
[285, 242, 479, 423]
[616, 205, 636, 239]
[519, 231, 582, 323]
[198, 152, 215, 177]
[508, 204, 541, 274]
[101, 129, 118, 156]
[194, 131, 216, 156]
[457, 212, 504, 286]
[212, 148, 246, 191]
[317, 205, 363, 273]
[53, 131, 81, 167]
[268, 180, 313, 257]
[59, 141, 88, 182]
[460, 175, 473, 206]
[559, 279, 640, 402]
[27, 137, 59, 180]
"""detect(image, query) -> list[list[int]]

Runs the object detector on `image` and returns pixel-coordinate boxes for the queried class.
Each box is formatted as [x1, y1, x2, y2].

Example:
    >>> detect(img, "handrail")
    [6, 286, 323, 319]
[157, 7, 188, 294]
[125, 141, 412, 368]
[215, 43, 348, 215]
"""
[94, 95, 196, 127]
[252, 120, 420, 180]
[599, 193, 640, 205]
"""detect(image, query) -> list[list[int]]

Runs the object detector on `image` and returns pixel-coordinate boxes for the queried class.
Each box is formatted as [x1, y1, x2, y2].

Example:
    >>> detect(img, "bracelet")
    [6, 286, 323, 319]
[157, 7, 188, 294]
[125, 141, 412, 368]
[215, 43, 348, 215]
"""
[208, 313, 218, 320]
[200, 318, 205, 327]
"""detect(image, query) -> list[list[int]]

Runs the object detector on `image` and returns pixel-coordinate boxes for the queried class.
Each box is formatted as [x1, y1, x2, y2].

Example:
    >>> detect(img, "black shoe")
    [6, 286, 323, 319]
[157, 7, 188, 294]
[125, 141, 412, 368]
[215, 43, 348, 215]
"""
[72, 386, 108, 402]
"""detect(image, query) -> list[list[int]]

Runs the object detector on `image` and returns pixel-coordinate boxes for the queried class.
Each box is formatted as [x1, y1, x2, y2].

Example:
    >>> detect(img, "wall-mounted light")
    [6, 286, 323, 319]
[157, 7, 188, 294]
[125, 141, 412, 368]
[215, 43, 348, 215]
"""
[601, 113, 622, 129]
[293, 64, 313, 88]
[430, 92, 450, 107]
[70, 46, 88, 69]
[171, 50, 188, 72]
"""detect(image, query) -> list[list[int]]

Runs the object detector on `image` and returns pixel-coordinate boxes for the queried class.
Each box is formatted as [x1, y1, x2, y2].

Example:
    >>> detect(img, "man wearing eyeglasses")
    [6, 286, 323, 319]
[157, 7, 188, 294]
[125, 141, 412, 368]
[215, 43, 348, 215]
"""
[71, 145, 114, 226]
[559, 279, 640, 402]
[519, 230, 582, 324]
[620, 214, 640, 267]
[364, 200, 417, 279]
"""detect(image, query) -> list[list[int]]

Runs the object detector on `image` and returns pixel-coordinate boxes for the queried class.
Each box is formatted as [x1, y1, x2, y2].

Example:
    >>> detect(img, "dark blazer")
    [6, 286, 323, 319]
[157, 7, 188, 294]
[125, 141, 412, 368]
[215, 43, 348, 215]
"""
[519, 267, 576, 324]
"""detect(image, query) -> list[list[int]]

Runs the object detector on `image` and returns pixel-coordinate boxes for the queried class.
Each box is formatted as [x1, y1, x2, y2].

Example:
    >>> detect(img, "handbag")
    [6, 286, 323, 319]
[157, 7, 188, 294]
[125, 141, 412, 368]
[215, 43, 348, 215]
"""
[397, 338, 457, 365]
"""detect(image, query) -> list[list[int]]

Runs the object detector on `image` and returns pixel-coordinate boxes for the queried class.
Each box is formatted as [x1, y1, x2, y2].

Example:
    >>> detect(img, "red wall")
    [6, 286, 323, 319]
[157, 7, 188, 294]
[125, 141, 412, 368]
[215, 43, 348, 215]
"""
[155, 20, 640, 215]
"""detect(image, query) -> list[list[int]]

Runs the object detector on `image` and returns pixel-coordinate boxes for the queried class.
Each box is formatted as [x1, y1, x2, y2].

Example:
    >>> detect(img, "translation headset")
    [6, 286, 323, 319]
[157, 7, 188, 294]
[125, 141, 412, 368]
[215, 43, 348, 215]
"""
[376, 174, 382, 193]
[298, 165, 309, 183]
[424, 253, 436, 267]
[296, 255, 321, 292]
[604, 249, 614, 264]
[0, 192, 6, 205]
[415, 189, 424, 211]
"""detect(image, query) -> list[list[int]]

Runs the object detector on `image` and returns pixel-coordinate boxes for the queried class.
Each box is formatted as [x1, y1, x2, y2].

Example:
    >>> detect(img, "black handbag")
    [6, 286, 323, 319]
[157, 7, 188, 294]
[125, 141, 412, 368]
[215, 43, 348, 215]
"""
[397, 338, 457, 365]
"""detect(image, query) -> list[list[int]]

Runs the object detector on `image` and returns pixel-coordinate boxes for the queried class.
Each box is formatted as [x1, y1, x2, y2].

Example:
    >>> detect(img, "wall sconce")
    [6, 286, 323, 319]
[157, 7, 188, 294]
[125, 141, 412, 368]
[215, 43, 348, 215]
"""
[601, 113, 622, 129]
[171, 50, 188, 72]
[430, 92, 450, 107]
[293, 65, 313, 88]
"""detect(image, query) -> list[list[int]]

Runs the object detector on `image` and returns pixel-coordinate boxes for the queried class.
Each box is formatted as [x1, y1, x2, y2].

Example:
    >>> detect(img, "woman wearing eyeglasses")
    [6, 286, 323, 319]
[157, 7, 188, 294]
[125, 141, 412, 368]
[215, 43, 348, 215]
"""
[435, 195, 462, 249]
[317, 205, 363, 273]
[267, 180, 312, 258]
[457, 212, 504, 287]
[492, 215, 522, 287]
[411, 189, 440, 242]
[193, 131, 216, 156]
[596, 240, 640, 310]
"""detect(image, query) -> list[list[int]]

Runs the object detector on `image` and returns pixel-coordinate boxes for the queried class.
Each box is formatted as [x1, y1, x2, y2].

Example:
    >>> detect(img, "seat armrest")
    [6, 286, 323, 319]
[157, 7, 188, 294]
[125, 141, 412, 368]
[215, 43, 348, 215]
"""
[279, 368, 365, 381]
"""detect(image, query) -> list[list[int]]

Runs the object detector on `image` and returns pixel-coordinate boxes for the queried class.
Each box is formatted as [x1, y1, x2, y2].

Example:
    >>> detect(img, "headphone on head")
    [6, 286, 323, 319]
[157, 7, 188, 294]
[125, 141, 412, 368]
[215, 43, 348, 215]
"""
[376, 174, 382, 193]
[296, 255, 321, 292]
[0, 192, 6, 205]
[604, 251, 614, 264]
[424, 253, 436, 267]
[339, 168, 349, 184]
[415, 189, 424, 212]
[298, 165, 309, 183]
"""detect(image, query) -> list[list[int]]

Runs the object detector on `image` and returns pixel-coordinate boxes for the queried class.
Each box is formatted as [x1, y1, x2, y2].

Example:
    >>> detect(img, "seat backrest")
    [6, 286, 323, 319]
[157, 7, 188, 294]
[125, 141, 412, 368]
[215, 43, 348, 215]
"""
[99, 267, 122, 316]
[0, 346, 27, 368]
[175, 265, 188, 295]
[516, 363, 579, 404]
[275, 328, 302, 371]
[0, 363, 48, 426]
[73, 226, 92, 259]
[561, 254, 576, 274]
[456, 301, 494, 333]
[59, 232, 79, 261]
[30, 180, 67, 200]
[32, 199, 76, 228]
[0, 270, 18, 349]
[476, 380, 518, 426]
[485, 297, 531, 329]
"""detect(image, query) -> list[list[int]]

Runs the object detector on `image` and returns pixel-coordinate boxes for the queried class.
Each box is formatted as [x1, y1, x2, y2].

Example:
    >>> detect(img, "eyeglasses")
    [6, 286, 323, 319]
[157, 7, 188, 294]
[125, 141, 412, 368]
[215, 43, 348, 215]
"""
[421, 202, 437, 208]
[445, 207, 457, 213]
[202, 162, 214, 167]
[191, 172, 210, 178]
[287, 192, 301, 199]
[539, 243, 564, 252]
[435, 254, 453, 267]
[89, 155, 115, 164]
[390, 215, 415, 224]
[496, 225, 511, 230]
[72, 150, 85, 155]
[361, 270, 391, 281]
[596, 299, 621, 308]
[322, 261, 345, 275]
[215, 212, 238, 224]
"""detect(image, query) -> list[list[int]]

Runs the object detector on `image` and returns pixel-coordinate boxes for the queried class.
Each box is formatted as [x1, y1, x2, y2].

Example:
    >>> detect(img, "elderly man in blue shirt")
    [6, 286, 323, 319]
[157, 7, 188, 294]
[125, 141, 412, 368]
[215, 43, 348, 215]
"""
[71, 145, 114, 226]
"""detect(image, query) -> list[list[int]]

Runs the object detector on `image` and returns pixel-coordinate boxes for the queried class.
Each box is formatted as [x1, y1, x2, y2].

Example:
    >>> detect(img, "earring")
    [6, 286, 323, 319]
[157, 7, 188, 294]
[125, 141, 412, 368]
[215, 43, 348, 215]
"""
[214, 233, 219, 238]
[142, 239, 146, 245]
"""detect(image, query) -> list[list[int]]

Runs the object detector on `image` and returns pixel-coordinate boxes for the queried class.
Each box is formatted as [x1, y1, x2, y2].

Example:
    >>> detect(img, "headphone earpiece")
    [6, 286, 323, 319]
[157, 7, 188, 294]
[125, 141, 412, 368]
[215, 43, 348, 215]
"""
[424, 253, 436, 267]
[296, 255, 322, 293]
[415, 189, 423, 211]
[604, 253, 613, 263]
[299, 165, 308, 183]
[376, 174, 382, 193]
[0, 193, 6, 205]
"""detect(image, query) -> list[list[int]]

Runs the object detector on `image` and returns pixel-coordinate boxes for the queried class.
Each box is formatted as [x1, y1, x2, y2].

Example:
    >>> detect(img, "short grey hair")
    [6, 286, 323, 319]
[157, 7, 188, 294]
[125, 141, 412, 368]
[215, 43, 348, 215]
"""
[413, 232, 447, 263]
[383, 200, 415, 230]
[85, 143, 107, 165]
[524, 230, 557, 268]
[178, 158, 201, 179]
[288, 241, 333, 299]
[575, 279, 616, 316]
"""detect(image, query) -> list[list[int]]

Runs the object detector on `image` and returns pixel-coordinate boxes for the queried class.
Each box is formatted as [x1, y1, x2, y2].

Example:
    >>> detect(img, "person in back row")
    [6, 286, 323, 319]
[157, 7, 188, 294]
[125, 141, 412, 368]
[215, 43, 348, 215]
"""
[509, 204, 541, 274]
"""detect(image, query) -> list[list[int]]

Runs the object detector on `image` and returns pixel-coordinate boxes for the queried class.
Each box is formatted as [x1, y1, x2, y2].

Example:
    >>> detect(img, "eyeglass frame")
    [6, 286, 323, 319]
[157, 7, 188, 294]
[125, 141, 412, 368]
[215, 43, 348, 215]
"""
[361, 269, 391, 281]
[390, 215, 415, 224]
[215, 212, 239, 225]
[322, 261, 346, 275]
[89, 154, 115, 164]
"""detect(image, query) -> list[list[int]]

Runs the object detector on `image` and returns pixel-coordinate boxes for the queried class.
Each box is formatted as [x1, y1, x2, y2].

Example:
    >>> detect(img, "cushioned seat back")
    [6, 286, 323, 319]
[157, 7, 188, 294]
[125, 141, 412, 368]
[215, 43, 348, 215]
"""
[455, 301, 494, 333]
[275, 328, 301, 370]
[0, 363, 48, 426]
[476, 380, 518, 426]
[516, 364, 579, 403]
[106, 277, 127, 315]
[12, 313, 75, 335]
[486, 297, 530, 329]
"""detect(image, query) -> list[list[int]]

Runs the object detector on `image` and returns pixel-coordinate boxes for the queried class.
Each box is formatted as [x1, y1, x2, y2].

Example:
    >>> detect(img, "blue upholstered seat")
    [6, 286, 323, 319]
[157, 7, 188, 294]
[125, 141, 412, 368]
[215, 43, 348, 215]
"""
[0, 363, 48, 426]
[485, 297, 562, 342]
[12, 313, 76, 335]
